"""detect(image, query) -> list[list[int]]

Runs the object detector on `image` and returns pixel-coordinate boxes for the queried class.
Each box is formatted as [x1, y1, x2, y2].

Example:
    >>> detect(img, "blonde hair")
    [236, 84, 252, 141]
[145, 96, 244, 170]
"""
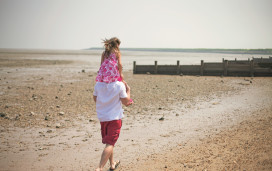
[102, 37, 121, 58]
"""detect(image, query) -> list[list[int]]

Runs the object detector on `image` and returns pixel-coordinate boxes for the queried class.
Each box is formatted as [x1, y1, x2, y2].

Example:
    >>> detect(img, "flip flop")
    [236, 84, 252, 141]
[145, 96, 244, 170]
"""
[109, 160, 120, 171]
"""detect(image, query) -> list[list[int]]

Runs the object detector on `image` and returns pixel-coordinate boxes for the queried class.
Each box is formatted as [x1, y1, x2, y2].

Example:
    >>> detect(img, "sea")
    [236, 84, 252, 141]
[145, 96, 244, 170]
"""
[1, 48, 271, 72]
[72, 49, 271, 72]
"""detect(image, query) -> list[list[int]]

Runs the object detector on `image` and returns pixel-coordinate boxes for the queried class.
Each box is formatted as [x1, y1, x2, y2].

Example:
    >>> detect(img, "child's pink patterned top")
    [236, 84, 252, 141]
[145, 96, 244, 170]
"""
[96, 53, 121, 83]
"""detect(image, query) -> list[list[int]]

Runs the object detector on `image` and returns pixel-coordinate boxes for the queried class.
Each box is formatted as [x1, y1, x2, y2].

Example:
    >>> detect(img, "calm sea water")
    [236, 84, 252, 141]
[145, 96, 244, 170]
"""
[74, 50, 271, 72]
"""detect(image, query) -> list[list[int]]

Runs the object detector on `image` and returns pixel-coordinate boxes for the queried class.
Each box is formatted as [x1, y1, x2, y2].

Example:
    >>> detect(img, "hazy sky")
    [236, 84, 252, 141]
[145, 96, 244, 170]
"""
[0, 0, 271, 49]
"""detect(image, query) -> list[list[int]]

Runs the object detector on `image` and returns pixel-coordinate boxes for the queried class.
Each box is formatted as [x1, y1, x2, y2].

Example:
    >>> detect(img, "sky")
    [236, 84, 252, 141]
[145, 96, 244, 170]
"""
[0, 0, 271, 50]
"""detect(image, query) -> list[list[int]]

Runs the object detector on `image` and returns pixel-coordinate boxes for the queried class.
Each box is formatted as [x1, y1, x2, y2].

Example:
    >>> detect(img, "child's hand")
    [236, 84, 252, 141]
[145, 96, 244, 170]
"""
[120, 73, 124, 81]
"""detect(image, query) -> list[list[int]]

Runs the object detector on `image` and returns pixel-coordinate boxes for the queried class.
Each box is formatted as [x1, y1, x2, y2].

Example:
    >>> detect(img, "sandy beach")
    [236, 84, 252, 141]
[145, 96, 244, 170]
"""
[0, 53, 271, 170]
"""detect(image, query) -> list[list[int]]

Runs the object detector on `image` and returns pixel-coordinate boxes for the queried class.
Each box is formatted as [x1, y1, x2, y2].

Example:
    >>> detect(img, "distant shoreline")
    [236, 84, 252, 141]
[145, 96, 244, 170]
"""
[1, 48, 272, 55]
[91, 47, 272, 55]
[0, 48, 95, 55]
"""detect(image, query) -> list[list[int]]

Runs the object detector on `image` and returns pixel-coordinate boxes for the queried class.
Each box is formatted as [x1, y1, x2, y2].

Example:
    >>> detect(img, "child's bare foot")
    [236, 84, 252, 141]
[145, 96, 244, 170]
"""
[95, 168, 102, 171]
[110, 160, 120, 170]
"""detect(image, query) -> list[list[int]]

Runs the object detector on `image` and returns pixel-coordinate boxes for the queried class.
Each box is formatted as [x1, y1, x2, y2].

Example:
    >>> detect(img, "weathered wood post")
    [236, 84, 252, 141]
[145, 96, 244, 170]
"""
[133, 61, 136, 74]
[224, 60, 228, 76]
[177, 60, 180, 75]
[154, 61, 158, 74]
[250, 60, 254, 77]
[200, 60, 204, 76]
[222, 58, 224, 63]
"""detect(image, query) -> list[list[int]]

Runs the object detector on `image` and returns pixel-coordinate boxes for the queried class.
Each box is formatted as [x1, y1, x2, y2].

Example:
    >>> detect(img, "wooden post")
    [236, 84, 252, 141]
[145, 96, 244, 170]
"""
[222, 58, 224, 63]
[250, 60, 254, 77]
[154, 61, 158, 74]
[224, 60, 228, 76]
[177, 60, 180, 75]
[133, 61, 136, 74]
[200, 60, 204, 76]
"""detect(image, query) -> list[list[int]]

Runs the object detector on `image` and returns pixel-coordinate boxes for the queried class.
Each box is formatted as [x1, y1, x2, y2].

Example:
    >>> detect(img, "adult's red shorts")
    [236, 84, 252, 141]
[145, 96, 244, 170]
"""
[100, 119, 122, 146]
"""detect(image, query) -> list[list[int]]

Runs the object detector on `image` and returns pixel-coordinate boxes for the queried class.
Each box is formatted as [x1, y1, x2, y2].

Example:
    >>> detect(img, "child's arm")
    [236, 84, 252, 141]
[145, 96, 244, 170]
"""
[93, 95, 97, 103]
[100, 52, 105, 65]
[117, 52, 124, 80]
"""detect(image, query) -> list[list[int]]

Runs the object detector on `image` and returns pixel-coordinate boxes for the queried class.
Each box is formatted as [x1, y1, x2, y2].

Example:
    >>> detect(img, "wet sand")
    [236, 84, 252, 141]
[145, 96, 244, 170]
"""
[0, 55, 271, 170]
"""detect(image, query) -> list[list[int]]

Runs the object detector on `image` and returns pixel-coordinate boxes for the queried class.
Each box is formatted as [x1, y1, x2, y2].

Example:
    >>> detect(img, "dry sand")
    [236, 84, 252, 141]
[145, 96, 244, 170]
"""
[0, 55, 271, 170]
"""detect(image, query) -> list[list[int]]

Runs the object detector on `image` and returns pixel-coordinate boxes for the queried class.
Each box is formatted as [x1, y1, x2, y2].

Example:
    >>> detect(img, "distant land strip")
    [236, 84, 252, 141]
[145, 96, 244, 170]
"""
[89, 48, 272, 55]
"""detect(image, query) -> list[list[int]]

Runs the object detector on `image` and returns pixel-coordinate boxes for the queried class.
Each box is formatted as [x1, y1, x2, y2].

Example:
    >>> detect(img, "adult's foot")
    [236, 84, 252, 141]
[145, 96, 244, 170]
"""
[110, 160, 120, 170]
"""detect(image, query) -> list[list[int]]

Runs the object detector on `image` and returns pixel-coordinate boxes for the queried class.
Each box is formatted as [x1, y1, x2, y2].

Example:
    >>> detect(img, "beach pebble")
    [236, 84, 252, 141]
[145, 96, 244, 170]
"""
[56, 123, 61, 128]
[59, 112, 65, 116]
[27, 86, 34, 90]
[0, 112, 7, 117]
[159, 116, 164, 121]
[82, 69, 85, 73]
[44, 115, 49, 120]
[146, 72, 151, 75]
[47, 130, 52, 133]
[32, 94, 38, 100]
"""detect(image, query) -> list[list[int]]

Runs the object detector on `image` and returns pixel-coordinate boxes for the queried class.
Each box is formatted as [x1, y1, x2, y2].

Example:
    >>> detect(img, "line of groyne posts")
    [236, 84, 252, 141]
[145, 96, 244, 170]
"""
[133, 57, 272, 77]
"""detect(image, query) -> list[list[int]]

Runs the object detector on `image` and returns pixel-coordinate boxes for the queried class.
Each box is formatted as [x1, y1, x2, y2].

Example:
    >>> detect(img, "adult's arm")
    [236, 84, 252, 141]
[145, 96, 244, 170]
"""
[120, 82, 131, 106]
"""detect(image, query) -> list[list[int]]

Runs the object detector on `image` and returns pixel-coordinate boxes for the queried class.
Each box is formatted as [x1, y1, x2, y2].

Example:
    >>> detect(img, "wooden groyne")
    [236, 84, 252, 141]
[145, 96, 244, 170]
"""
[133, 57, 272, 77]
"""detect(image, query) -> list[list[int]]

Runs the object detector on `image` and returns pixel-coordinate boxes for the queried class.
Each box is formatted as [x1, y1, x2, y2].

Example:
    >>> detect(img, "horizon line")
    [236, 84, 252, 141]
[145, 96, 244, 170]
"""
[1, 47, 272, 51]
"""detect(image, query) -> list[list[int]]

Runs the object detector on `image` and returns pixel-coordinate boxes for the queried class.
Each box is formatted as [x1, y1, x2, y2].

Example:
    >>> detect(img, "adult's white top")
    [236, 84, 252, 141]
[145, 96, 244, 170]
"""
[93, 81, 127, 122]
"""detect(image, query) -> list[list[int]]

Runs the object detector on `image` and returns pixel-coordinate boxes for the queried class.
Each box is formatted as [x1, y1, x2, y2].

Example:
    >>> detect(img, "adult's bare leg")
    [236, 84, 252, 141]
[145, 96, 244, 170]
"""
[109, 151, 114, 167]
[95, 144, 114, 171]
